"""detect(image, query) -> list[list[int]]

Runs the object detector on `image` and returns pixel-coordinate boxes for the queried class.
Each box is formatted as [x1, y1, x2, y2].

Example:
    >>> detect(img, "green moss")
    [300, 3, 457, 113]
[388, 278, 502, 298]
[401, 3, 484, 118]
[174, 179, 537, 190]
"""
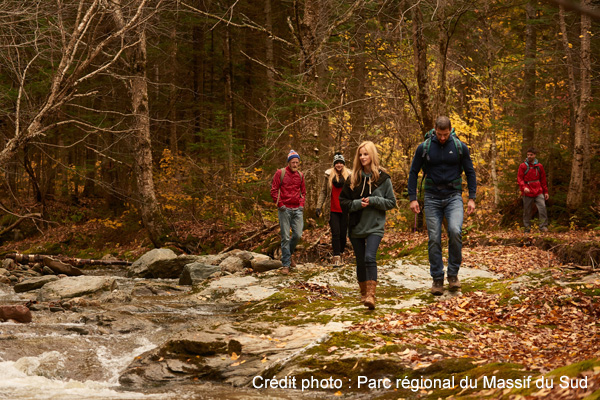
[546, 359, 600, 378]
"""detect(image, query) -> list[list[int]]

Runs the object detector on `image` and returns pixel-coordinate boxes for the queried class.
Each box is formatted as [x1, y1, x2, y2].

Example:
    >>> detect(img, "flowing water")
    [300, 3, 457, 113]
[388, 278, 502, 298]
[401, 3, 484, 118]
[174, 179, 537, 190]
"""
[0, 273, 332, 400]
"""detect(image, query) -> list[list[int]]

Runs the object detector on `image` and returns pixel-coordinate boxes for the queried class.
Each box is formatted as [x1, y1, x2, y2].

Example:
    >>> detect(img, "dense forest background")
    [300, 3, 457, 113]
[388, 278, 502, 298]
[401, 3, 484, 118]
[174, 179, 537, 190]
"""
[0, 0, 598, 251]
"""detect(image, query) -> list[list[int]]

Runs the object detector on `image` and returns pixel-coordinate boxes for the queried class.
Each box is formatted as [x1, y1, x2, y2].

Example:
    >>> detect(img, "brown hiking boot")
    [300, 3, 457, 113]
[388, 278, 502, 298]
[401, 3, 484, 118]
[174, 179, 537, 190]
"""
[358, 281, 367, 303]
[447, 276, 461, 291]
[290, 258, 297, 268]
[364, 281, 377, 310]
[431, 279, 444, 296]
[280, 267, 290, 275]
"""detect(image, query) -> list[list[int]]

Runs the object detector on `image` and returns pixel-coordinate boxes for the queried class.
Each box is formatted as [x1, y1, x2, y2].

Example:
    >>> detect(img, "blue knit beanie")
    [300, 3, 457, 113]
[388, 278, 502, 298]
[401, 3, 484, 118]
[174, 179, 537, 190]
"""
[287, 149, 300, 162]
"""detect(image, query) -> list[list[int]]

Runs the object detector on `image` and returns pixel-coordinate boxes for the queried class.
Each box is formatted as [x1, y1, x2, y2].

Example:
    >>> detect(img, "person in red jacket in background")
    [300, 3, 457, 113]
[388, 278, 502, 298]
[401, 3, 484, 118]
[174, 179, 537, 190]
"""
[517, 148, 549, 233]
[271, 150, 306, 274]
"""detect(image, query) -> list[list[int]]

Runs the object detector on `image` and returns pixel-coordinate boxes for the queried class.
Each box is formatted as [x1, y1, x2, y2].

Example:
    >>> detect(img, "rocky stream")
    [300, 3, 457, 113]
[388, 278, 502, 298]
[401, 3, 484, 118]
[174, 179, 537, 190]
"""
[1, 247, 506, 399]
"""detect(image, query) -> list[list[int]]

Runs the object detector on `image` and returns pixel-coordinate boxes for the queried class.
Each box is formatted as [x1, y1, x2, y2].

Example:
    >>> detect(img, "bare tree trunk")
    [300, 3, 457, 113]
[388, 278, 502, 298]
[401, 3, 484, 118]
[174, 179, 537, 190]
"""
[562, 2, 591, 210]
[522, 0, 537, 157]
[349, 28, 367, 143]
[436, 1, 448, 116]
[412, 5, 433, 133]
[484, 0, 499, 206]
[224, 26, 234, 177]
[264, 0, 276, 101]
[130, 28, 169, 247]
[110, 1, 170, 246]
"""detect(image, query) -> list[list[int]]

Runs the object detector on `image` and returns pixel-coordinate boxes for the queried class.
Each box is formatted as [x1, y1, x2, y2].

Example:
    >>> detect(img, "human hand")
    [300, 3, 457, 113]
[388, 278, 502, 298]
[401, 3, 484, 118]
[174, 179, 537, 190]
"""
[524, 187, 531, 194]
[544, 193, 549, 201]
[409, 200, 420, 214]
[467, 199, 476, 215]
[361, 197, 369, 208]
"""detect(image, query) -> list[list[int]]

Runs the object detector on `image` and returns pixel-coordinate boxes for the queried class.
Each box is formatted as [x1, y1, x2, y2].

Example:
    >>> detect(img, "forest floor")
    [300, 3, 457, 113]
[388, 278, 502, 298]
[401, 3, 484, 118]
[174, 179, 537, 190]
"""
[1, 209, 600, 399]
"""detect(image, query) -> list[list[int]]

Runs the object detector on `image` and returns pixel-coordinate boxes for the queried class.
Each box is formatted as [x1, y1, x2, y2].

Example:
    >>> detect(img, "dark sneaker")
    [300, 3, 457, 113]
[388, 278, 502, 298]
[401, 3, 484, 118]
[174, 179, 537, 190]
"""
[431, 279, 444, 296]
[448, 276, 461, 291]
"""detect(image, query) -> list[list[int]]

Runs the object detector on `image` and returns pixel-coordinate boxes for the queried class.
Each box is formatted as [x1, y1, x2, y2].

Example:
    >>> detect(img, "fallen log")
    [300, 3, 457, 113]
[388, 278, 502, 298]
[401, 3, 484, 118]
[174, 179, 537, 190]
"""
[6, 253, 132, 267]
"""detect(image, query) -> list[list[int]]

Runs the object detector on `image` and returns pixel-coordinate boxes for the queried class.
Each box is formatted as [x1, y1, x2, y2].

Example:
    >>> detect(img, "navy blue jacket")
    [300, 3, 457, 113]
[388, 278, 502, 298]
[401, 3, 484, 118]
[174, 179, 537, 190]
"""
[407, 135, 476, 201]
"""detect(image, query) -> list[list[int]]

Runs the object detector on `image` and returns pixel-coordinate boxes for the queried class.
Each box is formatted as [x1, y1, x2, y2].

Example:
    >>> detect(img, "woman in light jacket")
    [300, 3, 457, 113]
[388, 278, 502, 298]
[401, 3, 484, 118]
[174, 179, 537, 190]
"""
[317, 152, 351, 266]
[339, 141, 396, 310]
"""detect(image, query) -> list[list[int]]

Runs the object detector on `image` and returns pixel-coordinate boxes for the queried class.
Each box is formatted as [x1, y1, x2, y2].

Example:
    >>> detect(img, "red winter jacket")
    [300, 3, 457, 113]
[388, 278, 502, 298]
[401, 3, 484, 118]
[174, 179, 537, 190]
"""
[517, 160, 548, 197]
[270, 166, 306, 208]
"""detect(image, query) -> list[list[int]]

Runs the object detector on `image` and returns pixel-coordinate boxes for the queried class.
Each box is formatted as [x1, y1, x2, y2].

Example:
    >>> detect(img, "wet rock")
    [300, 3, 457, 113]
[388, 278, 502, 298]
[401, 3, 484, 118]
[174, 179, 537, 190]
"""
[66, 326, 90, 335]
[37, 276, 117, 302]
[178, 263, 220, 286]
[0, 305, 32, 323]
[2, 258, 16, 270]
[99, 290, 132, 303]
[127, 248, 177, 278]
[219, 256, 245, 274]
[13, 275, 59, 293]
[43, 258, 84, 276]
[131, 281, 186, 296]
[42, 266, 55, 275]
[146, 254, 209, 279]
[250, 259, 282, 273]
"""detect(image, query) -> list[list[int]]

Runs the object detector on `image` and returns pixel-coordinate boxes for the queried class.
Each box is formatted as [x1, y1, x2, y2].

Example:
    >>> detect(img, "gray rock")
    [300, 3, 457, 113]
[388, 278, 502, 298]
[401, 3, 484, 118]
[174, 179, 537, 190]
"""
[42, 266, 55, 275]
[37, 276, 118, 302]
[179, 263, 220, 285]
[13, 275, 59, 293]
[146, 254, 208, 279]
[219, 256, 246, 274]
[2, 259, 15, 270]
[250, 259, 282, 272]
[127, 248, 177, 278]
[0, 268, 9, 276]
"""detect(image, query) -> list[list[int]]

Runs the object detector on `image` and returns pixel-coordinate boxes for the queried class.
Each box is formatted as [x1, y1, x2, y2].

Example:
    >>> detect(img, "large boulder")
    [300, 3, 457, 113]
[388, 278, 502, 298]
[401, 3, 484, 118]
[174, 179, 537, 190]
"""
[218, 256, 246, 274]
[0, 305, 32, 323]
[14, 275, 59, 293]
[146, 255, 209, 279]
[179, 263, 220, 286]
[127, 248, 177, 278]
[37, 276, 117, 302]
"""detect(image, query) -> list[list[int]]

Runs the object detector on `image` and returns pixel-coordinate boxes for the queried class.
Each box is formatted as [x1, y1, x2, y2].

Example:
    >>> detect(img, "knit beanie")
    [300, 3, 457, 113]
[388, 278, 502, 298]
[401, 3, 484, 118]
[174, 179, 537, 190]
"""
[287, 149, 300, 162]
[332, 152, 345, 165]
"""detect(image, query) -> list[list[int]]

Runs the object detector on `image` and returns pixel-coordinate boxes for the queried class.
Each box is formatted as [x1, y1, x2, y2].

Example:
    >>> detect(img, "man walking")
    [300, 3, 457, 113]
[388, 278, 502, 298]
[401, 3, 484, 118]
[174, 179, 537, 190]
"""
[517, 148, 549, 233]
[408, 116, 477, 295]
[271, 150, 306, 274]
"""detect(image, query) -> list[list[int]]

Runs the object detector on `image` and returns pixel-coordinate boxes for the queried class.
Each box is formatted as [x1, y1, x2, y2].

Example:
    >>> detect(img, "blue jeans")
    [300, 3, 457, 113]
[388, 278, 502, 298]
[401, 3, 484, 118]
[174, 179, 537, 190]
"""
[278, 207, 303, 267]
[424, 194, 464, 280]
[350, 235, 382, 282]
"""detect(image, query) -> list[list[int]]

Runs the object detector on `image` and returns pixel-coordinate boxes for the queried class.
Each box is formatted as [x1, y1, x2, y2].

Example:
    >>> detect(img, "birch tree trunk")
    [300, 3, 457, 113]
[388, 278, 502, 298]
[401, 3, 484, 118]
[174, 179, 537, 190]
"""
[561, 2, 592, 210]
[110, 1, 170, 247]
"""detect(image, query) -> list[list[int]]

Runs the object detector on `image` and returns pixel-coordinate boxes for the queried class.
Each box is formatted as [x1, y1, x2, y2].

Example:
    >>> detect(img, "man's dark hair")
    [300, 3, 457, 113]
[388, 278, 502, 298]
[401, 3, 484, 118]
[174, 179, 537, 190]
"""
[526, 147, 537, 154]
[435, 116, 452, 131]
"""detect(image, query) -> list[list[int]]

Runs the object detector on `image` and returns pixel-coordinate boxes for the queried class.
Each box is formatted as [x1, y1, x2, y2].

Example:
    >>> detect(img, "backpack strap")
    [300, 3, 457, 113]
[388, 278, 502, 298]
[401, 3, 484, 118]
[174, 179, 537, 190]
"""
[275, 168, 286, 206]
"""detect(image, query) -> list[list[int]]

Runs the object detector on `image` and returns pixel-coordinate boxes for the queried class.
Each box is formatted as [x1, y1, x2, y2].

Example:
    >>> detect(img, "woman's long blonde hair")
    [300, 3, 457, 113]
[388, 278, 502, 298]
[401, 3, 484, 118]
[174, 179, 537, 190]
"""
[328, 164, 350, 187]
[350, 141, 382, 189]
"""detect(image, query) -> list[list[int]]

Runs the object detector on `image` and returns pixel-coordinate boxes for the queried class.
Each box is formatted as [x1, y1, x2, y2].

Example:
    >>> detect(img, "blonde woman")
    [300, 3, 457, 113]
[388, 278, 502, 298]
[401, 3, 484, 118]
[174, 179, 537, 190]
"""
[316, 152, 351, 266]
[339, 141, 396, 309]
